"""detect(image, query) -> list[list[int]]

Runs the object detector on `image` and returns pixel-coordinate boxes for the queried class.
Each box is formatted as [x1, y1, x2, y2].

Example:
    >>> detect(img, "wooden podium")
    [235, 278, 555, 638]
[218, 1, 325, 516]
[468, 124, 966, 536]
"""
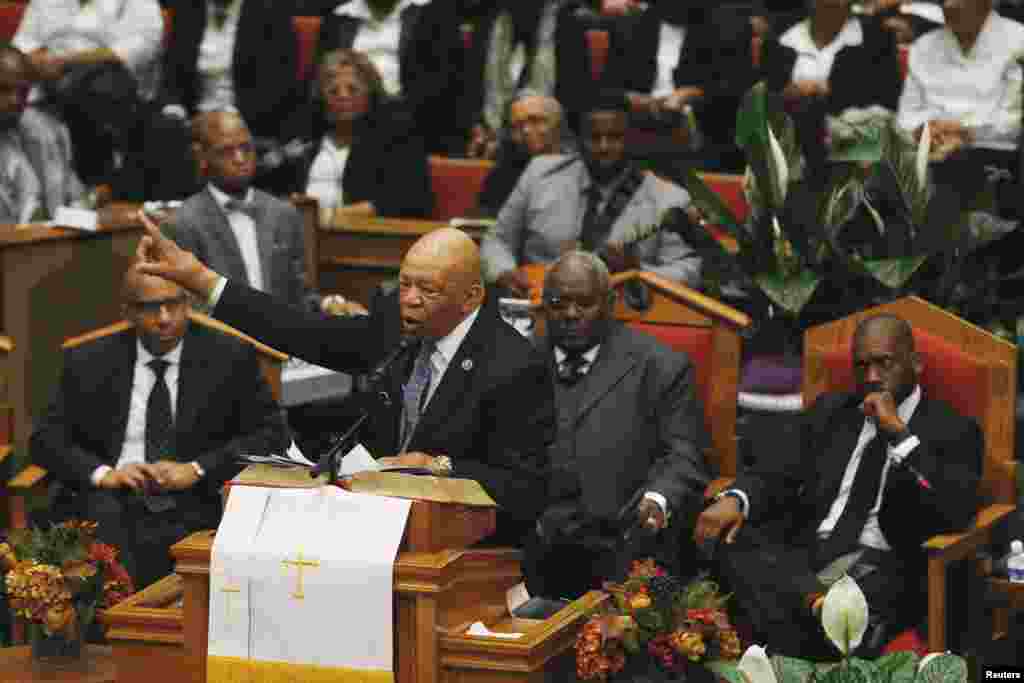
[102, 472, 602, 683]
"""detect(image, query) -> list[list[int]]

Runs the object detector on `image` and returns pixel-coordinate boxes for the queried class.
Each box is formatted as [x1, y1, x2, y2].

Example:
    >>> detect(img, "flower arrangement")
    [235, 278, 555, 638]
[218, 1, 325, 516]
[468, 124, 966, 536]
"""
[575, 559, 743, 681]
[0, 520, 134, 650]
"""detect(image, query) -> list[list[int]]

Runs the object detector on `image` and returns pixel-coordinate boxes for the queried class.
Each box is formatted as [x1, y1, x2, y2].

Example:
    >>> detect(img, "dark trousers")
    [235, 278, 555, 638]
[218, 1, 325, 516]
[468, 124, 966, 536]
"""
[717, 522, 923, 660]
[50, 487, 222, 591]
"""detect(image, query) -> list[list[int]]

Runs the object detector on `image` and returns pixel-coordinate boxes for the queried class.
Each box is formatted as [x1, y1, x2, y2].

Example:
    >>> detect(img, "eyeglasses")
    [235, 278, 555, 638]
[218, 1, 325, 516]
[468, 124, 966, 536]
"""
[543, 295, 602, 314]
[129, 296, 189, 317]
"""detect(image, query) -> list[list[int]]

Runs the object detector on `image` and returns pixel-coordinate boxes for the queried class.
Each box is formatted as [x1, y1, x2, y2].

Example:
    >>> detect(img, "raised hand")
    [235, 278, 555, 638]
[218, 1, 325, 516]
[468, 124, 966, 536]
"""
[135, 210, 221, 298]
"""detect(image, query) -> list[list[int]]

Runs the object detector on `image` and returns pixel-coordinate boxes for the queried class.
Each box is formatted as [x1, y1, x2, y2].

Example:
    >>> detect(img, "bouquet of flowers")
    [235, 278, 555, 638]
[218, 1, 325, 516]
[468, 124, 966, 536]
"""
[575, 559, 743, 681]
[0, 520, 134, 644]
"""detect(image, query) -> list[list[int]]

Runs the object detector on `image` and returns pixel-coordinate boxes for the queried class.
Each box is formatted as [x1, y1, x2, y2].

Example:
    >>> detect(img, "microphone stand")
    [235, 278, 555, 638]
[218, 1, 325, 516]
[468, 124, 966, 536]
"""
[309, 337, 413, 483]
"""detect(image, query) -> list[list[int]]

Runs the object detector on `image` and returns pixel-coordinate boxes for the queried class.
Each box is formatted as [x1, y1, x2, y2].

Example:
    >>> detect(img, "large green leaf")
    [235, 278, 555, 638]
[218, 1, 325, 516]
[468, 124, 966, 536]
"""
[916, 653, 968, 683]
[815, 662, 872, 683]
[736, 81, 770, 151]
[772, 655, 819, 683]
[683, 169, 744, 239]
[819, 171, 865, 240]
[861, 255, 928, 290]
[878, 121, 929, 229]
[706, 659, 748, 683]
[754, 268, 822, 316]
[828, 121, 885, 164]
[875, 650, 919, 683]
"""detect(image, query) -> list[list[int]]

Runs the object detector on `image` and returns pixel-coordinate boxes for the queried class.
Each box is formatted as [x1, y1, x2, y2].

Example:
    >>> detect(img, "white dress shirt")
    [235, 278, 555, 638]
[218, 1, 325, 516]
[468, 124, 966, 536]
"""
[196, 0, 243, 112]
[553, 343, 670, 519]
[651, 23, 686, 98]
[780, 16, 864, 84]
[897, 11, 1024, 151]
[208, 183, 265, 292]
[335, 0, 430, 96]
[13, 0, 163, 98]
[90, 339, 183, 485]
[420, 306, 481, 409]
[305, 136, 351, 209]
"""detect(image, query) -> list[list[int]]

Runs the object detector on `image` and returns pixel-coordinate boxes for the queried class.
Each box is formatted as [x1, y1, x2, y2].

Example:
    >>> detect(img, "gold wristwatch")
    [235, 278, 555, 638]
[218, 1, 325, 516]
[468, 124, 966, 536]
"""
[431, 456, 453, 476]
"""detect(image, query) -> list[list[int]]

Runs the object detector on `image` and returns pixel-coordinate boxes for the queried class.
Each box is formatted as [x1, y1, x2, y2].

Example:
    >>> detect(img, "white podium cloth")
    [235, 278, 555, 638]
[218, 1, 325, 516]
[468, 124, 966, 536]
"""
[208, 485, 412, 682]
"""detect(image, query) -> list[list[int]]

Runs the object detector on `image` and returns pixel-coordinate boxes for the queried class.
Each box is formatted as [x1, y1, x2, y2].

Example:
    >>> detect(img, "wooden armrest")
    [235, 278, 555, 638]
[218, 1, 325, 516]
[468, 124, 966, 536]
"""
[923, 503, 1016, 561]
[704, 477, 735, 501]
[8, 464, 49, 489]
[63, 321, 133, 349]
[188, 311, 288, 362]
[0, 335, 12, 352]
[609, 271, 752, 330]
[0, 444, 11, 464]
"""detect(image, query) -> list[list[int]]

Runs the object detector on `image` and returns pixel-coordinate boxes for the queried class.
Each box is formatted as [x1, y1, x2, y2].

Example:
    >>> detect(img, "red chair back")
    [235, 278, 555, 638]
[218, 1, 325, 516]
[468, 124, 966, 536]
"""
[585, 29, 609, 82]
[0, 1, 25, 43]
[428, 155, 494, 221]
[293, 16, 322, 83]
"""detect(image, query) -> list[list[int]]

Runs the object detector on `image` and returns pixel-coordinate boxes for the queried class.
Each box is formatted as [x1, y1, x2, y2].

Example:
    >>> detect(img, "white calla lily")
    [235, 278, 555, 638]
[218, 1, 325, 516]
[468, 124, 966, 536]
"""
[820, 575, 869, 656]
[918, 651, 950, 672]
[916, 121, 931, 189]
[767, 125, 789, 207]
[737, 645, 777, 683]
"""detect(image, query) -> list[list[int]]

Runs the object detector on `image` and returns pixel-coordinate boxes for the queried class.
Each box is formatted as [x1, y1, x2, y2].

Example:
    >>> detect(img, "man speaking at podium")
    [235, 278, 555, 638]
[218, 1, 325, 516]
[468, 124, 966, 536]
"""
[135, 215, 555, 544]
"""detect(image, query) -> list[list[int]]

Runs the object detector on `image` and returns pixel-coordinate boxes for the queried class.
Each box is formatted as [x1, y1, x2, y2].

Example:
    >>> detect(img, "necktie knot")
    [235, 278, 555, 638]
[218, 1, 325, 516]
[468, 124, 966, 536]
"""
[224, 198, 255, 216]
[557, 349, 590, 385]
[148, 358, 170, 379]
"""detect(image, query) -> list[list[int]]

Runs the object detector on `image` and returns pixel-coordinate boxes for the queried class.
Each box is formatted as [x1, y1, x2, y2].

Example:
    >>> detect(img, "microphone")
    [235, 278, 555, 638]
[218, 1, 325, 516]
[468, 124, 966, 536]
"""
[888, 453, 933, 492]
[857, 383, 932, 492]
[366, 336, 414, 387]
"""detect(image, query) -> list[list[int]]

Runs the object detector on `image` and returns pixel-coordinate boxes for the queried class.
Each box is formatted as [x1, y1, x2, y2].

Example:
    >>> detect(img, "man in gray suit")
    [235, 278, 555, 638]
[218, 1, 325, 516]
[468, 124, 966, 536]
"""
[164, 109, 347, 313]
[480, 90, 701, 298]
[521, 251, 711, 600]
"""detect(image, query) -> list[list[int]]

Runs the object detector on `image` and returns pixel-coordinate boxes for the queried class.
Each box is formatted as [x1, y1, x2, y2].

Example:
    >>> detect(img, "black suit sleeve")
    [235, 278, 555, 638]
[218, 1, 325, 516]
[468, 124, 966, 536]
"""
[30, 347, 112, 489]
[453, 348, 555, 525]
[641, 350, 712, 517]
[216, 279, 396, 374]
[192, 343, 291, 488]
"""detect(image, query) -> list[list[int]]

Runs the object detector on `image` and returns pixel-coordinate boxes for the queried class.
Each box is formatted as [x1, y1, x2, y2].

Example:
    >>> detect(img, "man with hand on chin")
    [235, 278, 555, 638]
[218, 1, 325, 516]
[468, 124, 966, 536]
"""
[134, 215, 555, 545]
[694, 314, 982, 659]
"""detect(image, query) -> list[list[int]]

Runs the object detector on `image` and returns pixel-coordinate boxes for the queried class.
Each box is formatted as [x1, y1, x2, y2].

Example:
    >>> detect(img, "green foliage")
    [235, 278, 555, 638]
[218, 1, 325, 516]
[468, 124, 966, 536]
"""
[916, 654, 967, 683]
[875, 651, 920, 683]
[707, 659, 748, 683]
[9, 524, 88, 567]
[773, 655, 820, 683]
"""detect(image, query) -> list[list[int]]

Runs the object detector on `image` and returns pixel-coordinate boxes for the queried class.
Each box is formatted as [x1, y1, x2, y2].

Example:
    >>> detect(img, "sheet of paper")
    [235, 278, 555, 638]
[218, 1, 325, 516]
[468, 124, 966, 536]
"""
[54, 206, 98, 232]
[506, 582, 531, 614]
[466, 622, 524, 639]
[339, 443, 381, 476]
[285, 441, 315, 467]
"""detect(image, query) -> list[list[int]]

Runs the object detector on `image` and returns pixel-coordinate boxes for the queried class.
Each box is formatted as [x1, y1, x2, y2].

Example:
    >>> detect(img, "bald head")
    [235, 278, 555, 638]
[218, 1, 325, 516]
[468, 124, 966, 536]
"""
[191, 109, 256, 195]
[543, 252, 615, 351]
[853, 314, 915, 356]
[398, 229, 485, 339]
[122, 267, 191, 355]
[122, 267, 183, 304]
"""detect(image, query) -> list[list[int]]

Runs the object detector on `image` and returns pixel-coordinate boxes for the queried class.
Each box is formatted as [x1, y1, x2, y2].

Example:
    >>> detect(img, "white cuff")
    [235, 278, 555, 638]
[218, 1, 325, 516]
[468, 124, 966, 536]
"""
[888, 434, 920, 464]
[719, 488, 750, 517]
[642, 491, 669, 520]
[161, 104, 187, 120]
[91, 465, 113, 488]
[208, 276, 228, 309]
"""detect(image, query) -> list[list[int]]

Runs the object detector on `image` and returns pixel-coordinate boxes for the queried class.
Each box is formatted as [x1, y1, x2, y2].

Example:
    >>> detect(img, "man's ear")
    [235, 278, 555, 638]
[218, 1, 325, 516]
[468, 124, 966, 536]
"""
[911, 351, 923, 377]
[191, 143, 206, 174]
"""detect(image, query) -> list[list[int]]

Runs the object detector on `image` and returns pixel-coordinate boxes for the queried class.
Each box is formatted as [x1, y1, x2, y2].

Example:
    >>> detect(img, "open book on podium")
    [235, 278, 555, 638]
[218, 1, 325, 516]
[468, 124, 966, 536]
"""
[227, 463, 498, 553]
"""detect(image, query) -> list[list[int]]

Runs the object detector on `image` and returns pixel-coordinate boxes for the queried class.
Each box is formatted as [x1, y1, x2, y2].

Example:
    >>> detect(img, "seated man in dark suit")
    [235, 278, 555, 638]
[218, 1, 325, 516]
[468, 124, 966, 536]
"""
[31, 269, 290, 589]
[523, 251, 711, 601]
[134, 218, 556, 546]
[164, 110, 358, 315]
[695, 314, 983, 659]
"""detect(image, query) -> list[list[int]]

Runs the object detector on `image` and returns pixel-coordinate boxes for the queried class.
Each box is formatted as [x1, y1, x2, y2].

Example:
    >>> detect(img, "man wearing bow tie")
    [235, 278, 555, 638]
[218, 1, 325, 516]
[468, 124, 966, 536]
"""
[134, 219, 556, 545]
[522, 251, 711, 600]
[164, 110, 354, 314]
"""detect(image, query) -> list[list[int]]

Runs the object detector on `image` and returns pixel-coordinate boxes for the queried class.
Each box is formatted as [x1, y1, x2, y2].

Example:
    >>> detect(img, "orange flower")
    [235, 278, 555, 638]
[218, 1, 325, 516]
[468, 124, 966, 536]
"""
[669, 630, 706, 661]
[62, 559, 98, 581]
[43, 602, 76, 635]
[716, 628, 743, 660]
[629, 593, 652, 610]
[0, 542, 16, 571]
[60, 519, 98, 536]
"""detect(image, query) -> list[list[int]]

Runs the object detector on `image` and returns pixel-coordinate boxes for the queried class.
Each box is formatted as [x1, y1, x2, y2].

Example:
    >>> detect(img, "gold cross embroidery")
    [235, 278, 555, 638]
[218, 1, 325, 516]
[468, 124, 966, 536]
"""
[281, 551, 320, 600]
[220, 584, 242, 625]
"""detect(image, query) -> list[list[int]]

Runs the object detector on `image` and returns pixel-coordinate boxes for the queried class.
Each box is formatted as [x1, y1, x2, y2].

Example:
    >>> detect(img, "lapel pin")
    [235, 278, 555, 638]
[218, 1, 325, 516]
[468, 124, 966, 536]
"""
[461, 359, 474, 371]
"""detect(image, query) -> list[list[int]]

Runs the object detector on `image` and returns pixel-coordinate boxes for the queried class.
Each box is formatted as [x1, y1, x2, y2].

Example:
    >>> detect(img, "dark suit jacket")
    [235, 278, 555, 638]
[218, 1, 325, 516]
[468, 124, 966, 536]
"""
[165, 187, 318, 311]
[30, 325, 291, 501]
[601, 6, 756, 170]
[159, 0, 306, 141]
[314, 0, 466, 153]
[760, 16, 903, 169]
[272, 102, 434, 218]
[733, 390, 983, 561]
[213, 281, 556, 526]
[457, 2, 592, 132]
[542, 323, 711, 522]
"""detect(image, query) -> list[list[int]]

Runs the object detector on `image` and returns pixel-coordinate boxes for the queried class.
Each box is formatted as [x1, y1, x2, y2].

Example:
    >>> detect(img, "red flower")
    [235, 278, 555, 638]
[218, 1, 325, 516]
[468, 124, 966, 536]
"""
[88, 543, 117, 565]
